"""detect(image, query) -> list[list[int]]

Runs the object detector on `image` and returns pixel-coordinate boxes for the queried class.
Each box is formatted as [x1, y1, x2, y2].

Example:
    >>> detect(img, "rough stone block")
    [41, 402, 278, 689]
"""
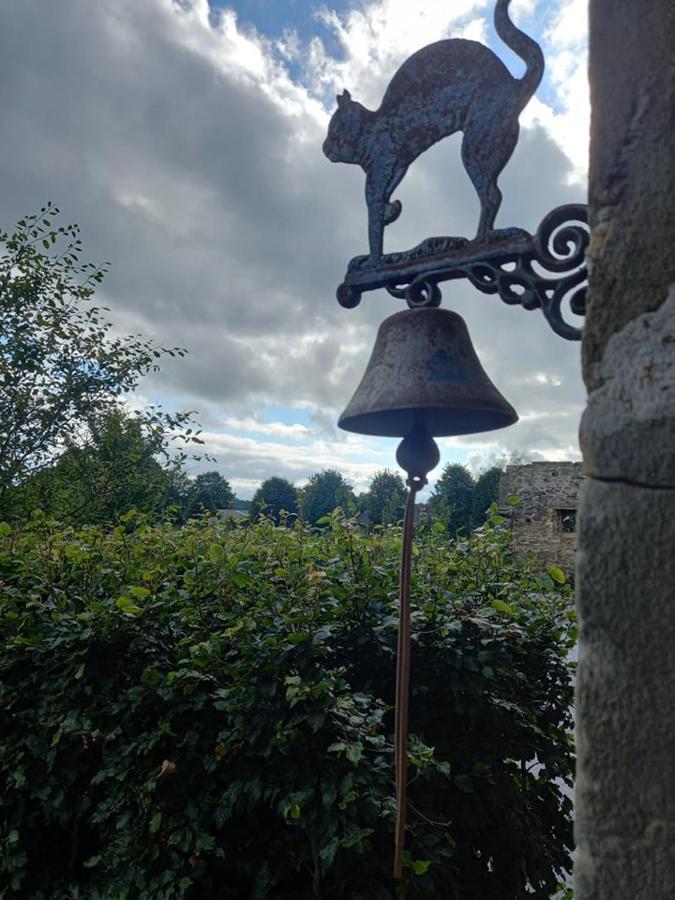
[580, 287, 675, 488]
[575, 478, 675, 899]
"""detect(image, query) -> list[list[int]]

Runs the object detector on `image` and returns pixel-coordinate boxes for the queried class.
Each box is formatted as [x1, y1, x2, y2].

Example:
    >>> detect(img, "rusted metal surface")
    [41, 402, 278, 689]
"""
[338, 307, 518, 437]
[324, 0, 588, 341]
[338, 204, 589, 341]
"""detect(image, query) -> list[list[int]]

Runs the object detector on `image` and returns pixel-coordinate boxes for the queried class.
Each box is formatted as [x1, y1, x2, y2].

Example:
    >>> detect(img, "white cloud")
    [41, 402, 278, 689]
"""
[510, 0, 538, 16]
[544, 0, 588, 49]
[0, 0, 589, 494]
[521, 0, 589, 181]
[308, 0, 489, 105]
[221, 416, 311, 439]
[196, 428, 394, 495]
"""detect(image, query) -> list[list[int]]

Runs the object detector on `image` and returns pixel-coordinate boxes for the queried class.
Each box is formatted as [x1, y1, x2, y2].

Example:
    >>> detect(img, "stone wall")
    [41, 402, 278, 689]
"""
[499, 462, 583, 573]
[576, 2, 675, 897]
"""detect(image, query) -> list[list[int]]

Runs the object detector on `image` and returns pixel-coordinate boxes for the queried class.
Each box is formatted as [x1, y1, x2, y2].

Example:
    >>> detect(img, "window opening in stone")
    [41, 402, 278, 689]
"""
[555, 508, 576, 533]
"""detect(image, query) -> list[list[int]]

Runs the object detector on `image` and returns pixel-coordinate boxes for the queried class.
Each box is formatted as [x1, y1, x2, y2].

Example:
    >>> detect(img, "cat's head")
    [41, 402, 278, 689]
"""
[323, 90, 367, 164]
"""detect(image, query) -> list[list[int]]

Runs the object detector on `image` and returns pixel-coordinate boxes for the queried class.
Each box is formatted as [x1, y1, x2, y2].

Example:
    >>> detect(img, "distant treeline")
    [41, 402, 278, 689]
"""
[0, 204, 502, 533]
[3, 421, 502, 534]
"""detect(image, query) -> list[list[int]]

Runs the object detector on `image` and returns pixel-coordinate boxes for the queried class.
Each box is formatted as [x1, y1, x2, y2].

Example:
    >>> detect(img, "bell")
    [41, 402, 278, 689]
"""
[338, 307, 518, 438]
[338, 306, 518, 882]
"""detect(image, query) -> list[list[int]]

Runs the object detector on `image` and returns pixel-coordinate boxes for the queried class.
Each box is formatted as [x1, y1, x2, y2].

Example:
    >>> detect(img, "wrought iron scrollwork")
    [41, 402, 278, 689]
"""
[336, 203, 589, 340]
[445, 204, 588, 339]
[387, 278, 443, 309]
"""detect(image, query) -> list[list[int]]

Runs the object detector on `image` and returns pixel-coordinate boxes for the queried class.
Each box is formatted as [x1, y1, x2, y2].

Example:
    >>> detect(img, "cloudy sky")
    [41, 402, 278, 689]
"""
[0, 0, 589, 498]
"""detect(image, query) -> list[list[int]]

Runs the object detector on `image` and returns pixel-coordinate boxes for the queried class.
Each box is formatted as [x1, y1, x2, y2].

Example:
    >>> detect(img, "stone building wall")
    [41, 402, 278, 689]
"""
[499, 462, 583, 573]
[575, 3, 675, 896]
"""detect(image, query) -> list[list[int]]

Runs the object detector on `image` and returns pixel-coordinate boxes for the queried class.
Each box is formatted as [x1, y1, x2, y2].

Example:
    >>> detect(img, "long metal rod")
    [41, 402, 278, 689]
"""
[393, 481, 420, 879]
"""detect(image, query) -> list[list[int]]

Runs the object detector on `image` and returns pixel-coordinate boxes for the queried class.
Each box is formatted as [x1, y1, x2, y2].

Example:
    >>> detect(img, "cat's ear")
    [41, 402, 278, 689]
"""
[337, 89, 351, 107]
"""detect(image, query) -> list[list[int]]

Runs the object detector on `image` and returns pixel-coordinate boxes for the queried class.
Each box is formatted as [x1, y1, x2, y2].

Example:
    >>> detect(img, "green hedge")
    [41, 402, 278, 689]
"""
[0, 511, 575, 898]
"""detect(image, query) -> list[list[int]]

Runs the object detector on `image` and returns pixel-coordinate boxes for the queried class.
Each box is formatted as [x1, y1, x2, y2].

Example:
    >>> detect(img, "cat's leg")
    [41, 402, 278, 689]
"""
[365, 168, 392, 263]
[383, 164, 407, 226]
[462, 115, 520, 242]
[365, 161, 407, 261]
[365, 185, 384, 263]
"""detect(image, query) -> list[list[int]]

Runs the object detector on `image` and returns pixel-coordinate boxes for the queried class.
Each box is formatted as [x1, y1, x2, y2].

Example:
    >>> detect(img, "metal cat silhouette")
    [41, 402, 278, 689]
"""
[323, 0, 589, 340]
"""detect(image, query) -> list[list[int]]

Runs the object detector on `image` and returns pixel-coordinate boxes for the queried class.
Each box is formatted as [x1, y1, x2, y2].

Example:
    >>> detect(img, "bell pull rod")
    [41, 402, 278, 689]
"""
[392, 426, 440, 879]
[393, 474, 424, 879]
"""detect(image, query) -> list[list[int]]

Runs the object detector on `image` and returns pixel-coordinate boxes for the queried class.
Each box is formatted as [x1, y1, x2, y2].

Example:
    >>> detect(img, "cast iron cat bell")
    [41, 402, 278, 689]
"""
[323, 0, 588, 881]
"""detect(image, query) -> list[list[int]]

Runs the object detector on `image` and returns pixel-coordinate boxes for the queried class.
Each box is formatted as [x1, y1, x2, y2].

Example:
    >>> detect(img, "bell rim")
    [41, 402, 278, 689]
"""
[338, 402, 518, 438]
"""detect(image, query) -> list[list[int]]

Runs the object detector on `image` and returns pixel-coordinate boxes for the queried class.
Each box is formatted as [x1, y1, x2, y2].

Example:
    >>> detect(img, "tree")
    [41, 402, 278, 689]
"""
[429, 463, 474, 536]
[366, 469, 406, 525]
[300, 469, 355, 524]
[250, 477, 298, 525]
[471, 466, 502, 529]
[14, 409, 180, 526]
[0, 205, 201, 519]
[183, 471, 235, 519]
[354, 492, 370, 519]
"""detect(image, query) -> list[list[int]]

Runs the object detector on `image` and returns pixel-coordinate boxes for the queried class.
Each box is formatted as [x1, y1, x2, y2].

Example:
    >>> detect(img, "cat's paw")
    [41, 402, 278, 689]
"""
[384, 199, 402, 225]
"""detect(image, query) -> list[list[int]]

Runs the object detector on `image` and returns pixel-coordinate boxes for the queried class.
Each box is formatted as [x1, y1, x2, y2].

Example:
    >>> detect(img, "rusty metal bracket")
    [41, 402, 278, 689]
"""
[336, 203, 589, 341]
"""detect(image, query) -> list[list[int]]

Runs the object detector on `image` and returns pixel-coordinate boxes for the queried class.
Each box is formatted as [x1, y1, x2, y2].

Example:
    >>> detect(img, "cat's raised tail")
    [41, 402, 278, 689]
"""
[495, 0, 545, 108]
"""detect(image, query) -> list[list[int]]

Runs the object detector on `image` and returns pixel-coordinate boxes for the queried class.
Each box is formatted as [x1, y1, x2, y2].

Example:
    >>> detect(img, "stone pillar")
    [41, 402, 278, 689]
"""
[575, 2, 675, 898]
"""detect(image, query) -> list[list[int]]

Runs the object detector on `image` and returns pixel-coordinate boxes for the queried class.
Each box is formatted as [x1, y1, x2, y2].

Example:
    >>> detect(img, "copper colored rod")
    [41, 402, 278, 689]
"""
[393, 482, 420, 879]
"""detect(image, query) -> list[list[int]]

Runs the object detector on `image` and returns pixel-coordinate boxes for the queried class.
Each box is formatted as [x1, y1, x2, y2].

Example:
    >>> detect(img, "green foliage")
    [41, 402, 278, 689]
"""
[429, 464, 475, 536]
[300, 469, 355, 524]
[365, 470, 406, 526]
[470, 467, 502, 529]
[250, 477, 299, 525]
[0, 511, 575, 898]
[11, 410, 182, 526]
[182, 471, 235, 520]
[0, 205, 204, 520]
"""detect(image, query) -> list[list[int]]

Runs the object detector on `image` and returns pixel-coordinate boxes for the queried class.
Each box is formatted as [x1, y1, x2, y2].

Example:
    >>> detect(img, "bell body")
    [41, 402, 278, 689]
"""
[338, 307, 518, 437]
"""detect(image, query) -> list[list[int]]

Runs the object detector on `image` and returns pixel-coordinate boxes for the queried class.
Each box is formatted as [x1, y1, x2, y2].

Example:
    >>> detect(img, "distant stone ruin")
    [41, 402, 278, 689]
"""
[499, 461, 583, 573]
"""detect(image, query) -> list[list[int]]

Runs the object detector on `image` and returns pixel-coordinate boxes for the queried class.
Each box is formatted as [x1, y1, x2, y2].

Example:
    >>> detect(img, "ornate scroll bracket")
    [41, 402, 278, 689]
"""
[336, 204, 589, 341]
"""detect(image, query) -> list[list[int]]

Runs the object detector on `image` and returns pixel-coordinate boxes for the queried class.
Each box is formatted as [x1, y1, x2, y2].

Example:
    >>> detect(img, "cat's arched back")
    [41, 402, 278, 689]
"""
[323, 0, 544, 263]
